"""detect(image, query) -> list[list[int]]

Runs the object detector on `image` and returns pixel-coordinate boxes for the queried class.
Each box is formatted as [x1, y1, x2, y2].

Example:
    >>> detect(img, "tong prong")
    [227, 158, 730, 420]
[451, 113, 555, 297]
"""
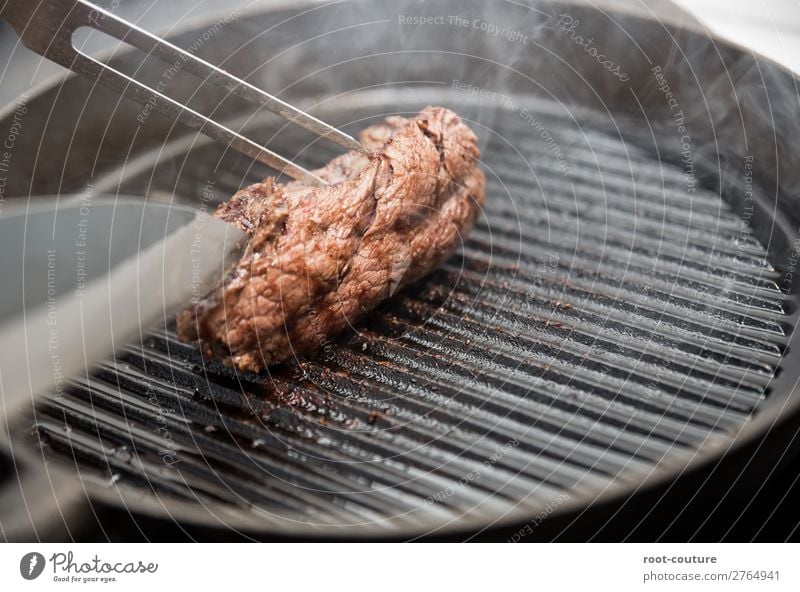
[0, 0, 362, 184]
[76, 52, 327, 185]
[83, 2, 366, 154]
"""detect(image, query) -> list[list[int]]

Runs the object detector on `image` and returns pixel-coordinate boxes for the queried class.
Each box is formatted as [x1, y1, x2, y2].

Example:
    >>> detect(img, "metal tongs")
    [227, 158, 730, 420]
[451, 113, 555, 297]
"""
[0, 0, 368, 430]
[0, 0, 365, 184]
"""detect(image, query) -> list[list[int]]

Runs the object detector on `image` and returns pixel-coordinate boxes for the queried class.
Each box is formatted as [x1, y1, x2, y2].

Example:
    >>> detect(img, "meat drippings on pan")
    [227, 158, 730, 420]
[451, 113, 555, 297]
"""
[177, 106, 486, 372]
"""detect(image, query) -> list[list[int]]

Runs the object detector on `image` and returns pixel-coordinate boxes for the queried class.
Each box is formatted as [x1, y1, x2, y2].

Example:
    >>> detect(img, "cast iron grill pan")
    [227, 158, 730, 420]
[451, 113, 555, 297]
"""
[27, 94, 788, 535]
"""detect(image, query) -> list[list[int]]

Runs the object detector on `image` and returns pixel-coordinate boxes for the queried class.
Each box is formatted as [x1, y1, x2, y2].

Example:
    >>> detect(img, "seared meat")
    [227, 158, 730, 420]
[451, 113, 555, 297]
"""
[177, 106, 486, 372]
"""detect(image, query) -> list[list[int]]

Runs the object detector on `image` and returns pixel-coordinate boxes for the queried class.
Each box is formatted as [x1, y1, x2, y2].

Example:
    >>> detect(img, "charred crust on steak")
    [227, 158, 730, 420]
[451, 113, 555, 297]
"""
[176, 106, 486, 372]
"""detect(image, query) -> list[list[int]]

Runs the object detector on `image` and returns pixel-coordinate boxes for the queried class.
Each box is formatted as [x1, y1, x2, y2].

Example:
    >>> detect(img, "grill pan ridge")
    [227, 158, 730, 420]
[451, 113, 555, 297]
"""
[28, 97, 789, 534]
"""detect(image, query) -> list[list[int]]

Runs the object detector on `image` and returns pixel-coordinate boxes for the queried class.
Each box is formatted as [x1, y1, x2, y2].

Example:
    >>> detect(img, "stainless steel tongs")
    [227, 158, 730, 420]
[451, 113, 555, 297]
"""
[0, 0, 365, 184]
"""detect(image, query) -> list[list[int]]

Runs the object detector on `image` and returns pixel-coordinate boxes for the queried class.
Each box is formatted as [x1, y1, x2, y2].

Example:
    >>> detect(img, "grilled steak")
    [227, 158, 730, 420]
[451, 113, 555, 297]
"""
[177, 106, 486, 372]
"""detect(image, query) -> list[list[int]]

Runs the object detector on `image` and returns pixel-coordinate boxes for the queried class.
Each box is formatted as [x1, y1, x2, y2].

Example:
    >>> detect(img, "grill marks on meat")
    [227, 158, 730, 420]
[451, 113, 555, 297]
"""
[177, 106, 486, 372]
